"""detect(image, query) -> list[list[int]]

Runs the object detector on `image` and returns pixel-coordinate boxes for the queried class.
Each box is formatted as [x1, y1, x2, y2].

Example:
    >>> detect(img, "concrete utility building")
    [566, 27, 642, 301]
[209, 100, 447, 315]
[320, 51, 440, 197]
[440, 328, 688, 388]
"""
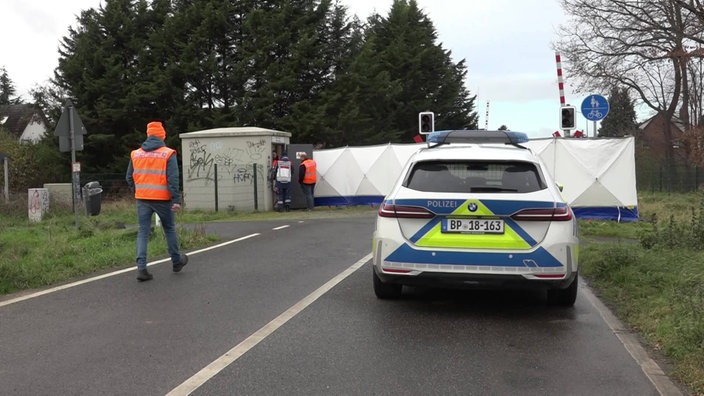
[179, 127, 291, 211]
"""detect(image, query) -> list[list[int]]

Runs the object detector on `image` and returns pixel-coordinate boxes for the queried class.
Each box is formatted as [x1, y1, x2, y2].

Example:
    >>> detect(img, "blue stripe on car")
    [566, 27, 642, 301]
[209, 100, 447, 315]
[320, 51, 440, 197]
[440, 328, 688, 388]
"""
[384, 243, 564, 268]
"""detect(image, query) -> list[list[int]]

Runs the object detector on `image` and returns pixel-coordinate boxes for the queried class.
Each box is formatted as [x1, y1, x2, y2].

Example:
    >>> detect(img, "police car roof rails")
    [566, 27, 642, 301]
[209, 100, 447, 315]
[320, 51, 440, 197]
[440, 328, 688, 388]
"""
[426, 130, 529, 148]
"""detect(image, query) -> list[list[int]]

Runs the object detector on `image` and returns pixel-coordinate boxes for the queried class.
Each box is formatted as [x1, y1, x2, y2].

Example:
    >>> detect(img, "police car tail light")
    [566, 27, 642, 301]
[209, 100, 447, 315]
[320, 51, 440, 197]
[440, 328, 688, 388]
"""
[511, 207, 573, 221]
[378, 203, 435, 219]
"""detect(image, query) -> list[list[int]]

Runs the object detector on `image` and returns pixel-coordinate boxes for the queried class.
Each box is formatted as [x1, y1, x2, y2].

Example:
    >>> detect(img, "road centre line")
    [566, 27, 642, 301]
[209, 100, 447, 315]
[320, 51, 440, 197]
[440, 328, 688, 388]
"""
[0, 233, 261, 309]
[166, 253, 373, 396]
[272, 225, 290, 230]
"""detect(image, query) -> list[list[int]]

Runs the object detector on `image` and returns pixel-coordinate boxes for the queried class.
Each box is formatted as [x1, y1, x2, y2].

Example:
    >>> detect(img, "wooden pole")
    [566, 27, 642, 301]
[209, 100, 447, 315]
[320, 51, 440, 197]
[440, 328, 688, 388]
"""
[3, 156, 8, 203]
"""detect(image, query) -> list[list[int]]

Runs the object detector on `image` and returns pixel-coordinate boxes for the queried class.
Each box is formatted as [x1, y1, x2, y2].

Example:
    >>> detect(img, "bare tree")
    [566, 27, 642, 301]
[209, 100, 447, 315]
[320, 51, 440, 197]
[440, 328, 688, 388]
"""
[673, 0, 704, 126]
[555, 0, 699, 165]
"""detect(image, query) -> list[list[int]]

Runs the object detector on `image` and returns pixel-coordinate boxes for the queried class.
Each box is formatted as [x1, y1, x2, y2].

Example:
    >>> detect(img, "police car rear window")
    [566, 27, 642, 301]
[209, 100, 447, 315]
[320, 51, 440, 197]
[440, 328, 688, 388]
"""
[405, 160, 545, 193]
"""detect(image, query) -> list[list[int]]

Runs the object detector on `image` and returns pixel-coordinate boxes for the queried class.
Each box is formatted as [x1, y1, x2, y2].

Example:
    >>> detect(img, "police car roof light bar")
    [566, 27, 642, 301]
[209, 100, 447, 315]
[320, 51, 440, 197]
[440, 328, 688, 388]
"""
[426, 130, 529, 148]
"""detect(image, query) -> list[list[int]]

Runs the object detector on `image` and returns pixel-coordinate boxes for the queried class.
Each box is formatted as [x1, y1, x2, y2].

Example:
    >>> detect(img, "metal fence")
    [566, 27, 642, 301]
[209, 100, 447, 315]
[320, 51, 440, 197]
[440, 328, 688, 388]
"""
[81, 173, 130, 200]
[636, 158, 702, 193]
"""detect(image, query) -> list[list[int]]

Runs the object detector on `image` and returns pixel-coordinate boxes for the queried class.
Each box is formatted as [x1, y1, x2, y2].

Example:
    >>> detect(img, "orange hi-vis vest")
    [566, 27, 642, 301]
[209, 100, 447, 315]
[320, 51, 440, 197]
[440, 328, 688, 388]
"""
[131, 146, 175, 200]
[302, 158, 317, 184]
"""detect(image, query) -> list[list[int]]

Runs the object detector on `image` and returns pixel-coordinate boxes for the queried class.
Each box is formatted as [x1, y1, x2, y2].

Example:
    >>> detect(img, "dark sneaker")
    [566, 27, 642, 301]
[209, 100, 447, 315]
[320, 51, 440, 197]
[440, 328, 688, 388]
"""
[173, 254, 189, 273]
[137, 269, 153, 282]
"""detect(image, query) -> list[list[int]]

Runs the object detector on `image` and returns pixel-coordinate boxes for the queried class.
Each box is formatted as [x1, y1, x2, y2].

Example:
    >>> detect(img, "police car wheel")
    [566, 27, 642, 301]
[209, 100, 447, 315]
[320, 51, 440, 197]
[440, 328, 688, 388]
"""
[373, 269, 403, 299]
[547, 275, 578, 307]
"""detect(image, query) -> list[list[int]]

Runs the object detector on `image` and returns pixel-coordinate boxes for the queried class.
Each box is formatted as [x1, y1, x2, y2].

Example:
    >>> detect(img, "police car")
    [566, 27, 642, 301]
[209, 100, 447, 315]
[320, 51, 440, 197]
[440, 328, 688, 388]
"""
[372, 130, 579, 306]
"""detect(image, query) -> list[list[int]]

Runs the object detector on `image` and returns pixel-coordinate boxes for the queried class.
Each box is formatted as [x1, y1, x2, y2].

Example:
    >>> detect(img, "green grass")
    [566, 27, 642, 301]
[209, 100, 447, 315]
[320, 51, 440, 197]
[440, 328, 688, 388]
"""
[1, 192, 702, 394]
[579, 191, 704, 395]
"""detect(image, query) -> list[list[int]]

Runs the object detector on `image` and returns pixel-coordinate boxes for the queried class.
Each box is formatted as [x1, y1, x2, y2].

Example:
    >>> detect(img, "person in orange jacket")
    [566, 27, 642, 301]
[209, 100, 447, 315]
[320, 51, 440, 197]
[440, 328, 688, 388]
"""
[126, 120, 188, 282]
[298, 152, 317, 210]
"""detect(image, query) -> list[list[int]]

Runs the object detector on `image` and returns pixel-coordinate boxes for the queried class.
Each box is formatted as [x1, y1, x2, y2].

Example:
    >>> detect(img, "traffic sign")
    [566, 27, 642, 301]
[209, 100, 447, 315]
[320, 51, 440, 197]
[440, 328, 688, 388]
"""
[581, 94, 609, 122]
[54, 100, 87, 152]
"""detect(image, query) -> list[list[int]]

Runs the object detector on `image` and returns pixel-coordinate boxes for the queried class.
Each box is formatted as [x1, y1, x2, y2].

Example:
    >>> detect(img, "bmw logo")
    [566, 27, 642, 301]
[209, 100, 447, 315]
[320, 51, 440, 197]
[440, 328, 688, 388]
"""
[468, 202, 478, 212]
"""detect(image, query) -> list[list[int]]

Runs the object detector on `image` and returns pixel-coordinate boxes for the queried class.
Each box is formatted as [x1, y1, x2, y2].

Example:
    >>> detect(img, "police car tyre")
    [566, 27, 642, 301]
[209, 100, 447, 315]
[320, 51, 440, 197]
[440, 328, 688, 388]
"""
[373, 269, 403, 299]
[546, 275, 578, 307]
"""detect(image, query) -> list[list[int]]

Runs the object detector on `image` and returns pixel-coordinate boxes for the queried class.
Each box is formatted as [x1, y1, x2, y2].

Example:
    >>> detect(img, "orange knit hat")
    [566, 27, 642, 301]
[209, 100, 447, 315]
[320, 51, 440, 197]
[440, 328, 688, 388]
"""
[146, 121, 166, 140]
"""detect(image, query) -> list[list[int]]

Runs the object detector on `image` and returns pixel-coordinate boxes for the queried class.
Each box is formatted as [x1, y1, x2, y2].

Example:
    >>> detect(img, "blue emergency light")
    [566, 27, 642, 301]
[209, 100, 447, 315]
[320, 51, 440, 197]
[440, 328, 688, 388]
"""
[426, 130, 529, 146]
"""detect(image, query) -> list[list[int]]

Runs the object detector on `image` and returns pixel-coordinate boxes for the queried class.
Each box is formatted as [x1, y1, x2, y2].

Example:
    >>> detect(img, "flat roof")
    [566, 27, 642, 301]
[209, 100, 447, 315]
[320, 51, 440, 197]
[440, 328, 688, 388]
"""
[180, 126, 291, 138]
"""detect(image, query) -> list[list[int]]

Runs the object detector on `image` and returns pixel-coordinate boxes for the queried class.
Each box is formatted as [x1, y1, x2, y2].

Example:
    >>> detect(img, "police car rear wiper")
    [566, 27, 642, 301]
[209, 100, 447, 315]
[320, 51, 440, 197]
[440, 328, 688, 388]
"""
[471, 187, 518, 193]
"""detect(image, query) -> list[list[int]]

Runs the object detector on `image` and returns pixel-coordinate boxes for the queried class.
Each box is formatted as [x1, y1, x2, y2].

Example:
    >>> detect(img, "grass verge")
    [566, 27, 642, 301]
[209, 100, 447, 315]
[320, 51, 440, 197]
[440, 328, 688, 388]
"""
[579, 191, 704, 395]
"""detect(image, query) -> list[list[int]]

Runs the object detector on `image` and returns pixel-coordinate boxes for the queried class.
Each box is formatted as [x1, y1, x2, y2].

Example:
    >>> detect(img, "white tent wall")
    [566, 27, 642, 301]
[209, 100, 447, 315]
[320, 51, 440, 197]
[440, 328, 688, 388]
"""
[525, 137, 638, 221]
[314, 144, 422, 205]
[314, 137, 638, 221]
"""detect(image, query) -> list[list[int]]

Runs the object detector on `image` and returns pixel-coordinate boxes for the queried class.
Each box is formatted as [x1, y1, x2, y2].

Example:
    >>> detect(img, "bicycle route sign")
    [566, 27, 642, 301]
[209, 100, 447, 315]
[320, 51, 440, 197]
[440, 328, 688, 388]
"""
[581, 94, 609, 121]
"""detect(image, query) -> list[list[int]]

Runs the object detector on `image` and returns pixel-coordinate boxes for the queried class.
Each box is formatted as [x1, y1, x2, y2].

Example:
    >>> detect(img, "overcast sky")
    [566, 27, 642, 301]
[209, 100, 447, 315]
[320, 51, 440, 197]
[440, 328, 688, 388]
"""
[0, 0, 599, 138]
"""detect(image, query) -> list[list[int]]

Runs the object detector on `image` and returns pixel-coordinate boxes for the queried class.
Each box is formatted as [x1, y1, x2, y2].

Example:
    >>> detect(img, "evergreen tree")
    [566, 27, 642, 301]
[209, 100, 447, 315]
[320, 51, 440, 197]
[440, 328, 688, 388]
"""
[55, 0, 176, 172]
[169, 0, 249, 131]
[338, 0, 477, 144]
[598, 86, 638, 137]
[239, 0, 348, 140]
[0, 67, 22, 105]
[313, 11, 366, 147]
[30, 84, 68, 126]
[50, 0, 480, 167]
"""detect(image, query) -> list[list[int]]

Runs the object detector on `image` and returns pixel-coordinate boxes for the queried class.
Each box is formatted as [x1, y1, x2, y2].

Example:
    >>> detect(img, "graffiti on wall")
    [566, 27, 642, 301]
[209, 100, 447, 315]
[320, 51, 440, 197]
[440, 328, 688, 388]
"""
[29, 189, 49, 214]
[28, 188, 50, 222]
[187, 140, 215, 181]
[186, 138, 267, 185]
[245, 138, 267, 161]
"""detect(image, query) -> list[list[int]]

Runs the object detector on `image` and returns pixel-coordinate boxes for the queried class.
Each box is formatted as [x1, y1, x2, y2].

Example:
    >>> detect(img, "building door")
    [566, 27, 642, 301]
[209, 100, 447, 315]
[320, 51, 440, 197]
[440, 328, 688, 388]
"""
[288, 144, 313, 209]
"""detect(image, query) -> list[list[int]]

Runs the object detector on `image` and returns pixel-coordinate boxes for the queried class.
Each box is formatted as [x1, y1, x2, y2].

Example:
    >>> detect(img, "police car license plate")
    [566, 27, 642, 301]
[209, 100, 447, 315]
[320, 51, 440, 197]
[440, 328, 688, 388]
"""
[442, 218, 504, 234]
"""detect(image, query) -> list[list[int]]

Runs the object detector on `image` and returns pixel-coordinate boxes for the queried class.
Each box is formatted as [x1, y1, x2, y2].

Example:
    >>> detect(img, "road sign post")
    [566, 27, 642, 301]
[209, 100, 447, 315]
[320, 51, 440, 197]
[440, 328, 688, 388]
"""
[54, 100, 87, 228]
[580, 94, 609, 137]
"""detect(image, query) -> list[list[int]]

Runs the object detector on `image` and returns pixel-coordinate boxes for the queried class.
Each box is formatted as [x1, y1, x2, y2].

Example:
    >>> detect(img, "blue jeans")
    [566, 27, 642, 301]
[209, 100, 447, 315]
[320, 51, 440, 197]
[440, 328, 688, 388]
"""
[301, 183, 315, 210]
[136, 199, 182, 270]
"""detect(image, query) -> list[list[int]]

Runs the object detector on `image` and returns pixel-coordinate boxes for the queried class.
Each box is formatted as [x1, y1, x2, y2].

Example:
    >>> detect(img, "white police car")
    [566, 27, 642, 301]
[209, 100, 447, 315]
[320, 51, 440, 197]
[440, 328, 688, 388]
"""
[372, 130, 579, 306]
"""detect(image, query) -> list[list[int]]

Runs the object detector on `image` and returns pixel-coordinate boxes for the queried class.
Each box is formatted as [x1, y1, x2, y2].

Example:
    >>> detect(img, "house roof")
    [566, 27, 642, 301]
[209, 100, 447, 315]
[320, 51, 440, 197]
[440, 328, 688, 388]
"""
[638, 112, 686, 131]
[0, 104, 48, 137]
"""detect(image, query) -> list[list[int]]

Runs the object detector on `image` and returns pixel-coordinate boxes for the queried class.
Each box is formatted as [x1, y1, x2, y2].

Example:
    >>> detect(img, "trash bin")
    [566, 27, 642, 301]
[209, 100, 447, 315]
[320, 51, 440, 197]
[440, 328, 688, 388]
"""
[83, 181, 103, 216]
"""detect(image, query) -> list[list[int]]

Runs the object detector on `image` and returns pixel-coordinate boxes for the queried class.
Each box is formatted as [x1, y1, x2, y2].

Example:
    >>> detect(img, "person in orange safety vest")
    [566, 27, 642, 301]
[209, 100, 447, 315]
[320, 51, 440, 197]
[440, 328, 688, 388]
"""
[298, 152, 317, 210]
[126, 120, 188, 282]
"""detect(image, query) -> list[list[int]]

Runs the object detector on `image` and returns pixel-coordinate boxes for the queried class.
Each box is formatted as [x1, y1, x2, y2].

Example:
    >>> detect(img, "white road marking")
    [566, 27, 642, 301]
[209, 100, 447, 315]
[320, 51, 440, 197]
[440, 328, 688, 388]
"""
[582, 279, 684, 396]
[166, 253, 372, 396]
[272, 225, 290, 230]
[0, 233, 261, 308]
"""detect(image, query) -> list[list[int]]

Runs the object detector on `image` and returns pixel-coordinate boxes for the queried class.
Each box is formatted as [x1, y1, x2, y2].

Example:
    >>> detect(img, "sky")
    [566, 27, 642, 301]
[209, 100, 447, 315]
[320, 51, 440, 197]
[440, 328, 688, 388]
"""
[1, 0, 606, 138]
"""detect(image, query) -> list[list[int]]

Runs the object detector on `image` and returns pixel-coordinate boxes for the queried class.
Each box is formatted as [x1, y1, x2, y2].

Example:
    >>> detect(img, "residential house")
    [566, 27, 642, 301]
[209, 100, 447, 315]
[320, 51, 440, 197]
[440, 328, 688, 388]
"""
[637, 111, 687, 163]
[0, 104, 49, 143]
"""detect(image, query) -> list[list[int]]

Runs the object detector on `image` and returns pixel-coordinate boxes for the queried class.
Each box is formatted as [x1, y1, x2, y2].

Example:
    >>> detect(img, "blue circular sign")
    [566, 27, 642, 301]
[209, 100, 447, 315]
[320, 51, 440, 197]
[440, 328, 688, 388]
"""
[581, 94, 609, 121]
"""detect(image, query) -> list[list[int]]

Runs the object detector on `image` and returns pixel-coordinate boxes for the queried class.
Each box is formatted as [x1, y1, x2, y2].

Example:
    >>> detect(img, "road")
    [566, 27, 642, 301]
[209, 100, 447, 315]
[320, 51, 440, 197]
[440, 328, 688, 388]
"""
[0, 214, 683, 395]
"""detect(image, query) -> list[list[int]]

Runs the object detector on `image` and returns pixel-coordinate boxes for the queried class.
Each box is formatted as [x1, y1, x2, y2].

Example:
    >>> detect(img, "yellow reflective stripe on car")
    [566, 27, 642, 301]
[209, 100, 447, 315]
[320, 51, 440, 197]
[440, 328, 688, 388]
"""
[414, 199, 531, 249]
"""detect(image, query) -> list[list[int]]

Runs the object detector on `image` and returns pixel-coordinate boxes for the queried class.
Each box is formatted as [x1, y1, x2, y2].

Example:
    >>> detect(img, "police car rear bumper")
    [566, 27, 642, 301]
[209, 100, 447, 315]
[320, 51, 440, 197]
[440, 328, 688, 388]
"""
[374, 266, 577, 291]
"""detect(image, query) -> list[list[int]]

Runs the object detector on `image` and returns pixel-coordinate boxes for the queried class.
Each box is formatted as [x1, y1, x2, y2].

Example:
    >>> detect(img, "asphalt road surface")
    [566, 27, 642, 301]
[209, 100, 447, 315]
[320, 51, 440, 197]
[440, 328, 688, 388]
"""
[0, 214, 685, 395]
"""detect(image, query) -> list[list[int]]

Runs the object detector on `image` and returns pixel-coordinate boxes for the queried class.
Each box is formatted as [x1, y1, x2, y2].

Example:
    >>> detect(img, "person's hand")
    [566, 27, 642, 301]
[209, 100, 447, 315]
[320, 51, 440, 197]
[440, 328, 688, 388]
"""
[172, 203, 181, 211]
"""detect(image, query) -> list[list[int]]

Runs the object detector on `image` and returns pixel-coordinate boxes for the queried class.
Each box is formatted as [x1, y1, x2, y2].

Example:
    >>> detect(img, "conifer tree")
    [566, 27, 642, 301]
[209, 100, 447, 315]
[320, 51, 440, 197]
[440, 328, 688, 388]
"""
[0, 67, 21, 105]
[338, 0, 477, 144]
[599, 86, 638, 137]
